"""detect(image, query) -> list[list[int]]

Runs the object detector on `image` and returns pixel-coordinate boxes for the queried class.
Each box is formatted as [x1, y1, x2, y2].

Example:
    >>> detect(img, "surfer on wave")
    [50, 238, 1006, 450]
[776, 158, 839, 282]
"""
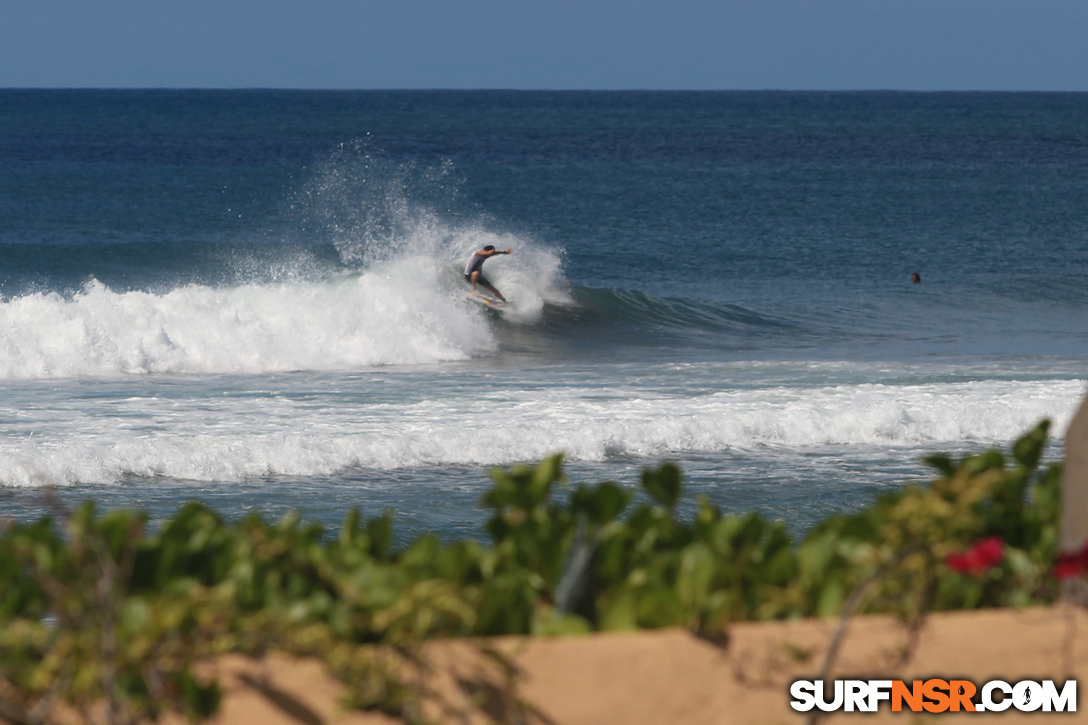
[464, 245, 512, 301]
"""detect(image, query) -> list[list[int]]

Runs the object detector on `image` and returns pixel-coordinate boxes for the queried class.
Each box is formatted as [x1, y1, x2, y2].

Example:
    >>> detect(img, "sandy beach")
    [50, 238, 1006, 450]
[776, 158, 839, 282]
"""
[153, 606, 1087, 725]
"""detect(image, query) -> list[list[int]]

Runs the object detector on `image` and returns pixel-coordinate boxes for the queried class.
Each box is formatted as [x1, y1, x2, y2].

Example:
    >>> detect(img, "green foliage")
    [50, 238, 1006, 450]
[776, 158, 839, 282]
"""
[792, 420, 1060, 620]
[0, 423, 1066, 724]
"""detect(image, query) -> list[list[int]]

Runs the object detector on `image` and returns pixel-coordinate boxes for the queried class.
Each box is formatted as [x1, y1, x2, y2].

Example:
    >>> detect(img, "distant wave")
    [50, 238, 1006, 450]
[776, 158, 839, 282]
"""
[476, 286, 817, 359]
[0, 275, 789, 380]
[554, 287, 798, 337]
[0, 233, 813, 378]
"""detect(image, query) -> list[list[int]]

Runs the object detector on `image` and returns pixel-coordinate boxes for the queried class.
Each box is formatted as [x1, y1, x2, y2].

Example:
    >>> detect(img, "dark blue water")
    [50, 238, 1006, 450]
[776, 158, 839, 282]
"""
[1, 91, 1085, 537]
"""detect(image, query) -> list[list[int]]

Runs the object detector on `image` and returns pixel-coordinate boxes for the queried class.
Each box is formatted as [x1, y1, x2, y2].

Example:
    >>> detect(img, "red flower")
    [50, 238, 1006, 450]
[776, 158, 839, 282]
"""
[1054, 540, 1088, 580]
[946, 537, 1004, 575]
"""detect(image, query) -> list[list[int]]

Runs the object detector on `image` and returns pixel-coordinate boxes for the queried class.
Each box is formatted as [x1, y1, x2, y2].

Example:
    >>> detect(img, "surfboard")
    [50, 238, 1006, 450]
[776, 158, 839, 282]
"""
[467, 293, 509, 309]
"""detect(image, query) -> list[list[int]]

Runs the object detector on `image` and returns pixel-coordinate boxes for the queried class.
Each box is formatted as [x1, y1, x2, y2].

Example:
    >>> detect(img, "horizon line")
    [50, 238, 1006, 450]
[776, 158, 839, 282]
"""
[2, 86, 1087, 94]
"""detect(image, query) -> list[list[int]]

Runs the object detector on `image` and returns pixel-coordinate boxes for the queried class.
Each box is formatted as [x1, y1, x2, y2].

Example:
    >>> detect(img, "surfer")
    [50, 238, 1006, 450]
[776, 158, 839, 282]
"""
[464, 245, 512, 301]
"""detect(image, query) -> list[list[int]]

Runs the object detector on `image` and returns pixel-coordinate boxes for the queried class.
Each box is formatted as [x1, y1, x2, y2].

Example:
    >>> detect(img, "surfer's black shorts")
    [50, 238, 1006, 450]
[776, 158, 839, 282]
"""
[465, 272, 491, 287]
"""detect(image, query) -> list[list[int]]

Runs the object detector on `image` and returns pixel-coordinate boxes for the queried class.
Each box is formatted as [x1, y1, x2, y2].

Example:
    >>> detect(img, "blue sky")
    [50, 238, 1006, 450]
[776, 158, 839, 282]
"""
[2, 1, 1086, 90]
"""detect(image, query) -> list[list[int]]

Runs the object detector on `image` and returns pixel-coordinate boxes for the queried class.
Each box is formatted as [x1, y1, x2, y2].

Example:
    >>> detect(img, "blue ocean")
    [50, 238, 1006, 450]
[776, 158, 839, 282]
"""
[1, 90, 1085, 539]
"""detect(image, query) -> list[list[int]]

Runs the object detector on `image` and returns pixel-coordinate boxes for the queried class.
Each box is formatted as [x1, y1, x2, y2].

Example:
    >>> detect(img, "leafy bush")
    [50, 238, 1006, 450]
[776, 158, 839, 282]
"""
[0, 421, 1064, 723]
[794, 420, 1060, 621]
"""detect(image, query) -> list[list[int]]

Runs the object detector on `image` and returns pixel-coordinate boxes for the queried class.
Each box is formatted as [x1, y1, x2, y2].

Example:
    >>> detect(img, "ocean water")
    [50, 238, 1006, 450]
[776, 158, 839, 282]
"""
[1, 90, 1086, 539]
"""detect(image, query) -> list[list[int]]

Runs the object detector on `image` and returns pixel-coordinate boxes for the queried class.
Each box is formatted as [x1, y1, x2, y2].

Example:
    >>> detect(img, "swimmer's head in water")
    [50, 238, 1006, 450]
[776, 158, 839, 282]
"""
[911, 272, 922, 283]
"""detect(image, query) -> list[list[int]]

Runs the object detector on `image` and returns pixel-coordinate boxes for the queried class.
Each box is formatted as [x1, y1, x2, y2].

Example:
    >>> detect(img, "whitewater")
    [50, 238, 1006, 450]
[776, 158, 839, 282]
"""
[2, 367, 1080, 489]
[0, 231, 569, 379]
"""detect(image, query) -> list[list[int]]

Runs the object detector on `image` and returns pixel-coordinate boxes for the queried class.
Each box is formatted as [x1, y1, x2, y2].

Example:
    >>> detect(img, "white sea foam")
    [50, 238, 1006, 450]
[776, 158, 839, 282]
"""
[0, 273, 486, 378]
[2, 373, 1081, 487]
[0, 231, 566, 380]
